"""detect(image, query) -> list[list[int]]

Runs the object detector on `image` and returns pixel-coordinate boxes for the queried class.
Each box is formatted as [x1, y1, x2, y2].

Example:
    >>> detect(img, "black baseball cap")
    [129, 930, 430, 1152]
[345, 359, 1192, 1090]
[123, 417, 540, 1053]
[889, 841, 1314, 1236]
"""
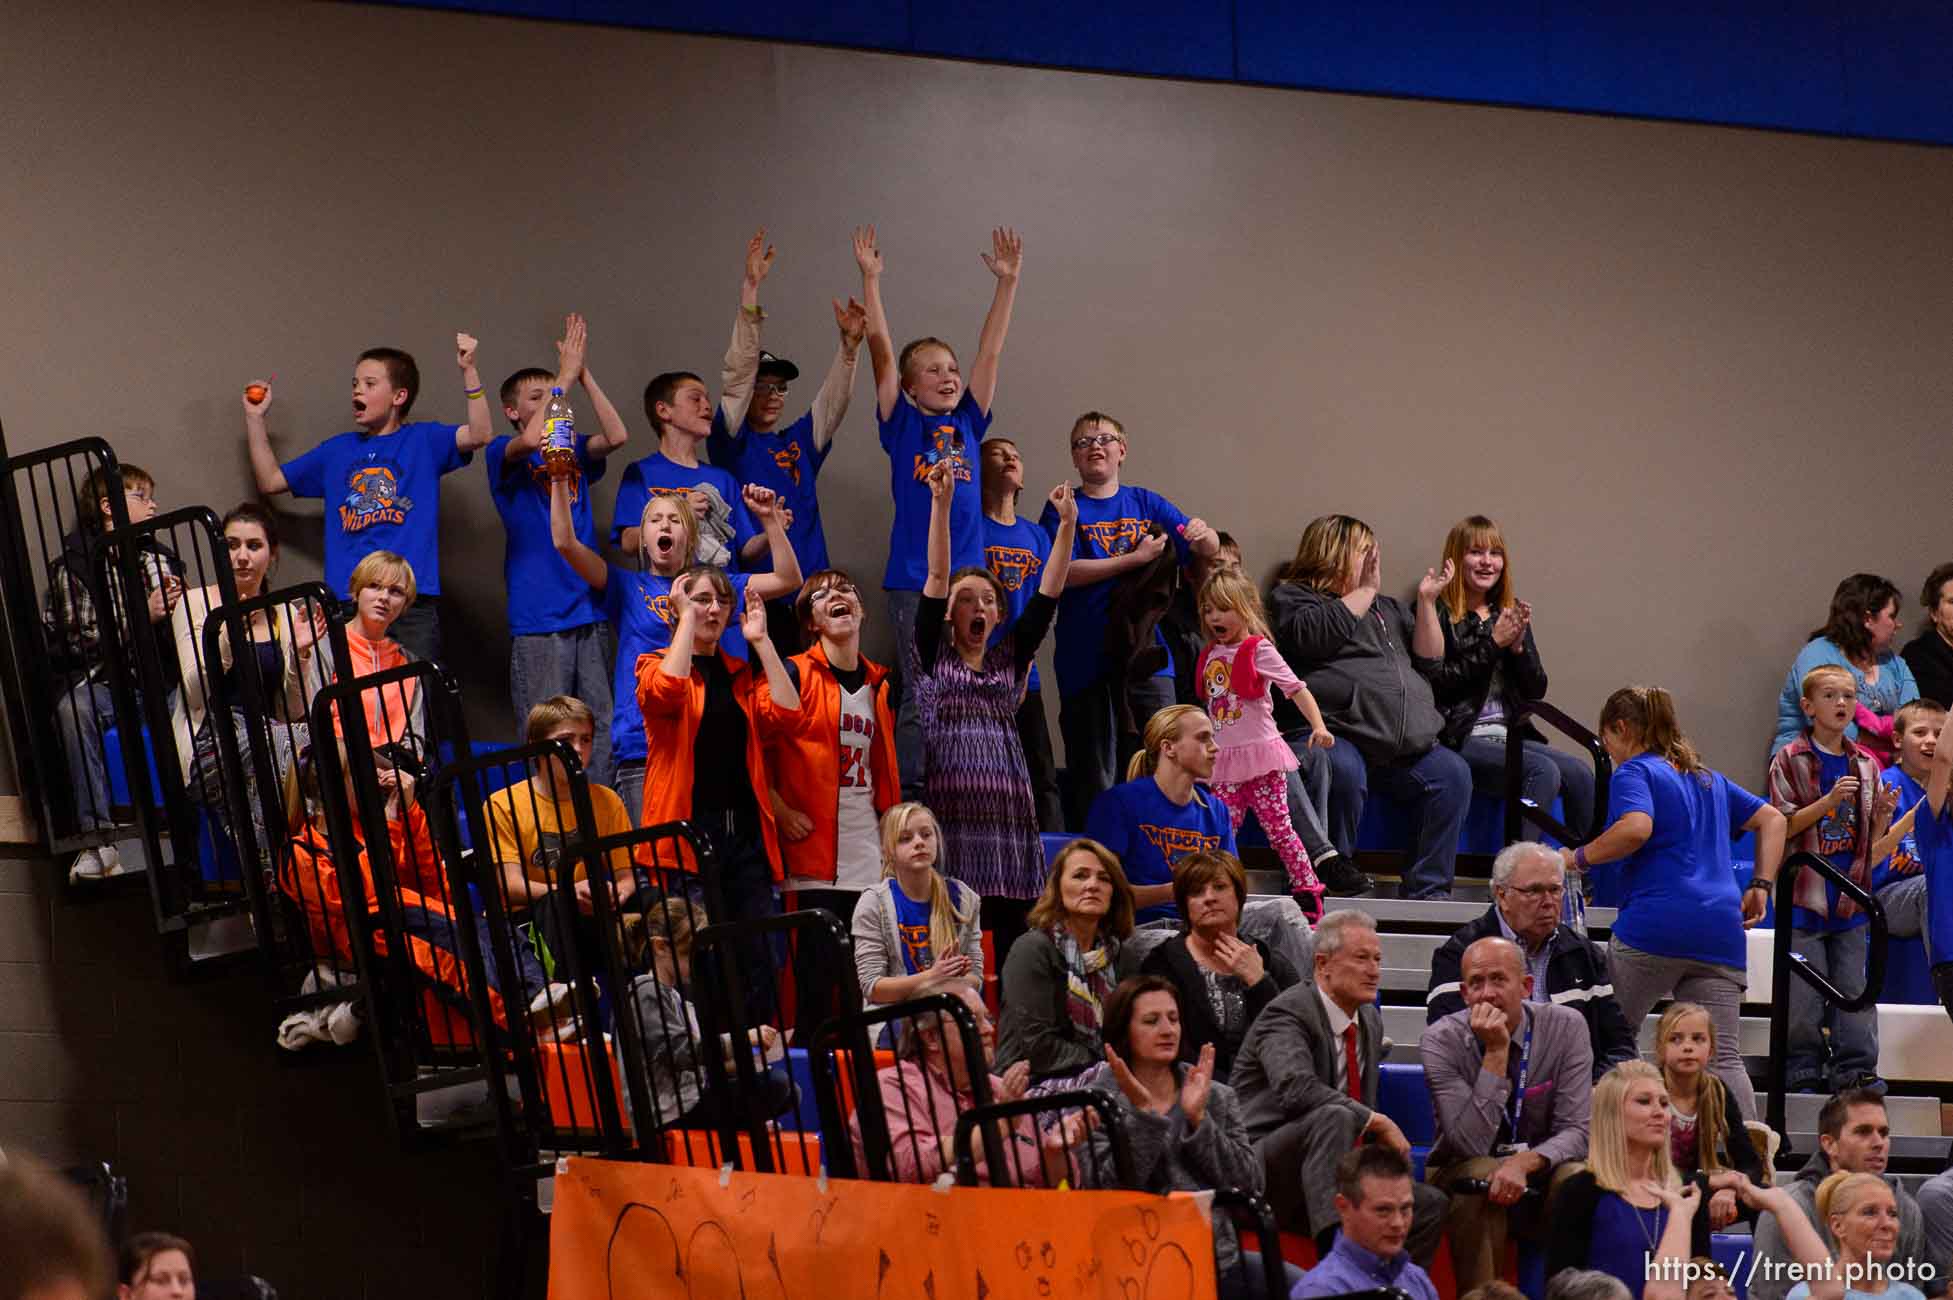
[757, 351, 799, 382]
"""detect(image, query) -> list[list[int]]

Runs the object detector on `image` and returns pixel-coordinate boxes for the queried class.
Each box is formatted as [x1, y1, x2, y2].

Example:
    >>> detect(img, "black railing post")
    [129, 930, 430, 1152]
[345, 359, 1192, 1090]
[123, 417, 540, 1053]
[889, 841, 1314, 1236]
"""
[1503, 700, 1613, 847]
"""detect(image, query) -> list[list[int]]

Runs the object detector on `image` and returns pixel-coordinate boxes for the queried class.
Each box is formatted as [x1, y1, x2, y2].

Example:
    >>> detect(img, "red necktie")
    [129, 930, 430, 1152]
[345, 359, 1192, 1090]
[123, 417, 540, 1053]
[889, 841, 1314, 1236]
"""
[1343, 1021, 1363, 1102]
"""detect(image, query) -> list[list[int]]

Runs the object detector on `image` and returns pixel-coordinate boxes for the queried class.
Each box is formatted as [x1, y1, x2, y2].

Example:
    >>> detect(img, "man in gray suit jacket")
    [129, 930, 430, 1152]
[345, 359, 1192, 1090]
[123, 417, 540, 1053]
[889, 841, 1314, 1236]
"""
[1234, 909, 1447, 1263]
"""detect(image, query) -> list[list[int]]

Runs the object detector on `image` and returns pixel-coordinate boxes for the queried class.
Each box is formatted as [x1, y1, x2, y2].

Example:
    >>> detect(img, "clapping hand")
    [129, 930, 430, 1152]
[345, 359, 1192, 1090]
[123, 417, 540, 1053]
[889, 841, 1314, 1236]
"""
[1827, 774, 1861, 810]
[1179, 1043, 1216, 1129]
[1492, 603, 1528, 649]
[741, 585, 769, 645]
[925, 950, 973, 989]
[996, 1060, 1032, 1105]
[1417, 558, 1455, 603]
[556, 313, 588, 381]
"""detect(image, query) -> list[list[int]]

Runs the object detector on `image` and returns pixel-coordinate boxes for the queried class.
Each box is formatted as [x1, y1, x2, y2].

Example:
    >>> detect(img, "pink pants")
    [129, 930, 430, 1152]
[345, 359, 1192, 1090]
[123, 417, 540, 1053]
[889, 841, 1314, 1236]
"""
[1212, 770, 1320, 898]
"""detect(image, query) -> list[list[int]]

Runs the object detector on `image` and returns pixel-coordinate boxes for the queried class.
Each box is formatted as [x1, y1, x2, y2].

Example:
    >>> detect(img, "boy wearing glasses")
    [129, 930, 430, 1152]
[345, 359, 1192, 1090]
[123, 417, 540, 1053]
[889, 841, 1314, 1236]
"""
[708, 257, 869, 651]
[1423, 841, 1638, 1082]
[1041, 411, 1219, 826]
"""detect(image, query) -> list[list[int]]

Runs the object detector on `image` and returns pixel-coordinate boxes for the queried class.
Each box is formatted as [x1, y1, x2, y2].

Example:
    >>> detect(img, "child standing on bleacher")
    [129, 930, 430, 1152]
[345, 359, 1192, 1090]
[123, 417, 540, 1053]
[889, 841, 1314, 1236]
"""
[489, 314, 631, 783]
[1193, 570, 1329, 918]
[1766, 665, 1886, 1094]
[1870, 699, 1944, 953]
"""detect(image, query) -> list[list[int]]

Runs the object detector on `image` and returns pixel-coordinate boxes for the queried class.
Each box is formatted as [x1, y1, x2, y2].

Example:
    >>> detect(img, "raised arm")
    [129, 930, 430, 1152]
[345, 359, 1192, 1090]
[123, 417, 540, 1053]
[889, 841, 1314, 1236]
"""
[811, 297, 866, 453]
[1037, 484, 1077, 599]
[1342, 541, 1380, 620]
[720, 229, 774, 436]
[456, 332, 494, 451]
[966, 227, 1021, 416]
[241, 383, 290, 495]
[1928, 708, 1953, 815]
[549, 474, 607, 591]
[659, 589, 698, 681]
[743, 586, 800, 711]
[854, 225, 899, 421]
[1412, 559, 1453, 660]
[742, 485, 803, 602]
[923, 460, 954, 599]
[504, 315, 588, 463]
[579, 363, 630, 458]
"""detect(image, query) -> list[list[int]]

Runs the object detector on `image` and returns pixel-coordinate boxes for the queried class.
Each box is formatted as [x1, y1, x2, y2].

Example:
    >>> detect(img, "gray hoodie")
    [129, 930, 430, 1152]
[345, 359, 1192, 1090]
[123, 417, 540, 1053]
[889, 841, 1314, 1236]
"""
[1746, 1148, 1943, 1300]
[1267, 582, 1444, 763]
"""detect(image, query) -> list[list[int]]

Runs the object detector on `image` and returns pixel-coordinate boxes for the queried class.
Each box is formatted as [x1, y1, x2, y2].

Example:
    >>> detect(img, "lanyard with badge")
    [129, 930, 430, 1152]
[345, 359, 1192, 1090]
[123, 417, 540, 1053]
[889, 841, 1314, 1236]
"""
[1495, 1014, 1534, 1156]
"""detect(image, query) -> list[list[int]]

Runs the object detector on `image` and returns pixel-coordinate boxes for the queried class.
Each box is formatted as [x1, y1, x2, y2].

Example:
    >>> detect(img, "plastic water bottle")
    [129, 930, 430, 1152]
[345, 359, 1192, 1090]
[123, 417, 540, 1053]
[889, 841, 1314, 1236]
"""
[542, 387, 575, 474]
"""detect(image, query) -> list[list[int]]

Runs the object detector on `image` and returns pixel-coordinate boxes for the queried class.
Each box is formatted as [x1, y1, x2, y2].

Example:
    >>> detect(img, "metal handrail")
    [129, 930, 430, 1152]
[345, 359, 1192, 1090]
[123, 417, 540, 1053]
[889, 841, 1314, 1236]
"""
[1765, 849, 1888, 1144]
[1503, 699, 1612, 847]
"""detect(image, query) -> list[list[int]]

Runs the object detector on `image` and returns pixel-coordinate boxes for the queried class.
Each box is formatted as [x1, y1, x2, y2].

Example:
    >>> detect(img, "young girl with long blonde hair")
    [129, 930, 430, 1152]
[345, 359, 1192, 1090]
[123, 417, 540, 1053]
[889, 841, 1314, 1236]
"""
[1653, 1003, 1764, 1227]
[849, 802, 984, 1004]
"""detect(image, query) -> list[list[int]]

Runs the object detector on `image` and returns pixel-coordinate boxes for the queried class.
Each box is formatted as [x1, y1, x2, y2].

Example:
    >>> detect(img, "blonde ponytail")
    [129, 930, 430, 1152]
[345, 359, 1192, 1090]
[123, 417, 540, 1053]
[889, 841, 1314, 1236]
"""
[1128, 704, 1207, 781]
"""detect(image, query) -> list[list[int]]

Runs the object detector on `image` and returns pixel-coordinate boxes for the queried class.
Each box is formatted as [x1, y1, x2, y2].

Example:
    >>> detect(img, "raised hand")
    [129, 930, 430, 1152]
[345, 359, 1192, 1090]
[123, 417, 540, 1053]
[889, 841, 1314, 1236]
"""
[926, 459, 956, 505]
[456, 332, 479, 371]
[741, 584, 769, 645]
[1102, 1045, 1156, 1110]
[1179, 1043, 1216, 1128]
[1181, 517, 1214, 550]
[980, 227, 1023, 281]
[1873, 783, 1900, 830]
[1418, 558, 1455, 603]
[833, 296, 868, 347]
[743, 228, 776, 289]
[1828, 775, 1861, 810]
[997, 1060, 1032, 1105]
[292, 603, 328, 656]
[852, 225, 882, 278]
[1211, 933, 1266, 986]
[1356, 542, 1381, 593]
[743, 483, 780, 522]
[556, 313, 588, 381]
[242, 380, 273, 415]
[1048, 481, 1077, 526]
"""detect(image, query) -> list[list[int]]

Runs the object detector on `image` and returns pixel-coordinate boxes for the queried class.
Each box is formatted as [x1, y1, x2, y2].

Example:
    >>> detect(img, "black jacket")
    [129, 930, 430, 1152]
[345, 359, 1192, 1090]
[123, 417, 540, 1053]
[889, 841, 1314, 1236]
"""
[1140, 932, 1300, 1082]
[1431, 610, 1550, 751]
[1425, 905, 1639, 1083]
[1902, 629, 1953, 715]
[1101, 526, 1182, 734]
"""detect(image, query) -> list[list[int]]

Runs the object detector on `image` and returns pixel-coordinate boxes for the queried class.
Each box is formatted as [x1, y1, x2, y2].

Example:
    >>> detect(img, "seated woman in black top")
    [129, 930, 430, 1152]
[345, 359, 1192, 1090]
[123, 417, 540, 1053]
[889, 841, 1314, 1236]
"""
[1140, 849, 1299, 1081]
[912, 459, 1075, 962]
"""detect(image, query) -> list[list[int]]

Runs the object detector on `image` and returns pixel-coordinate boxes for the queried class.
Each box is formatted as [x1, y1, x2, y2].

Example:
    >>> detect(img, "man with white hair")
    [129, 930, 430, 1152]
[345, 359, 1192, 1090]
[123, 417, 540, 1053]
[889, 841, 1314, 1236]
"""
[1233, 908, 1447, 1262]
[1426, 841, 1638, 1082]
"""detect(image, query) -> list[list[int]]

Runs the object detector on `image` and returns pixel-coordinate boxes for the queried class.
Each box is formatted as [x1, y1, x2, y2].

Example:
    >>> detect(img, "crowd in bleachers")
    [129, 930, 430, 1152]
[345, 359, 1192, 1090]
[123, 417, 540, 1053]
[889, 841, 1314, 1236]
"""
[33, 225, 1953, 1300]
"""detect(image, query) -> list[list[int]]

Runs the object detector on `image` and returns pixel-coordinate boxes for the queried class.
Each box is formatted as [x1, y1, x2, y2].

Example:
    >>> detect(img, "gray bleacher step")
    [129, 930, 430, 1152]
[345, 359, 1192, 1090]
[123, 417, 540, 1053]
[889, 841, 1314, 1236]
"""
[1323, 894, 1617, 933]
[1757, 1092, 1944, 1139]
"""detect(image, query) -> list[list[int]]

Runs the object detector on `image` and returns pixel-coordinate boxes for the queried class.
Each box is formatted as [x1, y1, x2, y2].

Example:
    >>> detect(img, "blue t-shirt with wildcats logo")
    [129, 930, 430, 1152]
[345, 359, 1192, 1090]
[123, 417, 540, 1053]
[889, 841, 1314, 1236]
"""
[708, 409, 830, 589]
[1084, 776, 1237, 924]
[486, 433, 609, 635]
[983, 513, 1051, 694]
[609, 452, 758, 570]
[879, 389, 992, 591]
[889, 884, 936, 975]
[1798, 747, 1869, 933]
[1039, 485, 1191, 698]
[282, 421, 471, 597]
[600, 563, 750, 764]
[1874, 765, 1929, 894]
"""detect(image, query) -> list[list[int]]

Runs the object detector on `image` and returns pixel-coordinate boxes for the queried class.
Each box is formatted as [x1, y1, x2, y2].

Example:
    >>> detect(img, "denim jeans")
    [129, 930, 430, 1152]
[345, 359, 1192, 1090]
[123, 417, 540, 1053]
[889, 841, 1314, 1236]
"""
[1366, 744, 1471, 899]
[54, 679, 118, 832]
[886, 589, 925, 801]
[1787, 923, 1878, 1089]
[1609, 939, 1755, 1120]
[1059, 674, 1176, 829]
[509, 622, 614, 786]
[1279, 728, 1348, 864]
[614, 760, 645, 829]
[1458, 734, 1598, 841]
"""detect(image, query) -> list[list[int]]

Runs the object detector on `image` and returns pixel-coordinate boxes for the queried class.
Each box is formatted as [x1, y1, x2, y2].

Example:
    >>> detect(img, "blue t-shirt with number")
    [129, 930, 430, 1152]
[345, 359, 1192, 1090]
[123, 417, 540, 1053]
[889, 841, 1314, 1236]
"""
[609, 452, 757, 567]
[1797, 747, 1868, 933]
[708, 410, 830, 587]
[879, 390, 992, 591]
[1084, 776, 1237, 925]
[1599, 755, 1762, 970]
[282, 421, 471, 597]
[487, 434, 608, 635]
[889, 884, 936, 975]
[1874, 765, 1929, 893]
[600, 563, 750, 764]
[1039, 485, 1191, 698]
[983, 513, 1051, 694]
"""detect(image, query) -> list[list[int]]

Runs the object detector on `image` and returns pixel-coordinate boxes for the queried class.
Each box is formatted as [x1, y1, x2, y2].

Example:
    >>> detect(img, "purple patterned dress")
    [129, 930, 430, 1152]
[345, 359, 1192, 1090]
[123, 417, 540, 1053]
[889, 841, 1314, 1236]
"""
[910, 591, 1057, 899]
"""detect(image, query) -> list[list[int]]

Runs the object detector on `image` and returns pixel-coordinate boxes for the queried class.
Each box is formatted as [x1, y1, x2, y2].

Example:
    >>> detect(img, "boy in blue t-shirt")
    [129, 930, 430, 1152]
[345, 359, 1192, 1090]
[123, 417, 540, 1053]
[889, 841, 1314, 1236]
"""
[1084, 706, 1236, 924]
[1765, 665, 1884, 1093]
[611, 231, 780, 569]
[981, 437, 1063, 832]
[1040, 411, 1219, 828]
[1916, 707, 1953, 1021]
[489, 313, 632, 785]
[243, 333, 493, 661]
[708, 260, 868, 650]
[1871, 699, 1944, 953]
[855, 223, 1025, 797]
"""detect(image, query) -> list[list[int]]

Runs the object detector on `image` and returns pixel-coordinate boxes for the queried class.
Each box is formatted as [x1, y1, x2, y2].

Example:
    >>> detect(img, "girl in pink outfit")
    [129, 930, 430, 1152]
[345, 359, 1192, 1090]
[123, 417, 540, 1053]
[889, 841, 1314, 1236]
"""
[1195, 571, 1333, 916]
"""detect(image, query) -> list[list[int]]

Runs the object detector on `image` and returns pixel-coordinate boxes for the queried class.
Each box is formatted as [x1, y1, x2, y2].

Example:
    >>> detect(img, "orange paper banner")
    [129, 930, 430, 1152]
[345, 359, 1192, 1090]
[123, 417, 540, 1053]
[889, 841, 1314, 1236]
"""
[548, 1156, 1219, 1300]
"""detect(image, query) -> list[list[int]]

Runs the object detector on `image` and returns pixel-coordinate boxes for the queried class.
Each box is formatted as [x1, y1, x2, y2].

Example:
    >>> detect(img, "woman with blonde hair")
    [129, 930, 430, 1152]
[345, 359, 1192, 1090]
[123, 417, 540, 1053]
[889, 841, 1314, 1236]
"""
[850, 802, 984, 1004]
[1786, 1173, 1919, 1300]
[1268, 513, 1470, 900]
[1564, 687, 1787, 1121]
[995, 837, 1139, 1081]
[1430, 514, 1595, 840]
[1085, 704, 1237, 925]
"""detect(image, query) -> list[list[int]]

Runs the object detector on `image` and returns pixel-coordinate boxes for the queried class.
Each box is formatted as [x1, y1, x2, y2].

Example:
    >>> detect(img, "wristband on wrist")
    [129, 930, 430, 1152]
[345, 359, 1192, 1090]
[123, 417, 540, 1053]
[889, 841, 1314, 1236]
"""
[464, 385, 484, 400]
[1573, 846, 1590, 871]
[1745, 876, 1773, 892]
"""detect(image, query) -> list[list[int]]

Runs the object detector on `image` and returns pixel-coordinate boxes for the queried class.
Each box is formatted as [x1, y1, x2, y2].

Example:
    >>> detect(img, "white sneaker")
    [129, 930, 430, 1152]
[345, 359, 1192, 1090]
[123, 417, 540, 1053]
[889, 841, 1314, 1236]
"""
[98, 844, 124, 877]
[69, 848, 106, 881]
[527, 982, 580, 1041]
[325, 1000, 363, 1045]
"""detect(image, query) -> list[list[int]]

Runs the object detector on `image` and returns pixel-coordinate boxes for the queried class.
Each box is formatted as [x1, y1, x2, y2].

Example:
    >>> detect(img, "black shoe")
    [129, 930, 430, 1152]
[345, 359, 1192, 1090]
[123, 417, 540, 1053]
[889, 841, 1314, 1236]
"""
[1291, 888, 1324, 923]
[1316, 854, 1376, 898]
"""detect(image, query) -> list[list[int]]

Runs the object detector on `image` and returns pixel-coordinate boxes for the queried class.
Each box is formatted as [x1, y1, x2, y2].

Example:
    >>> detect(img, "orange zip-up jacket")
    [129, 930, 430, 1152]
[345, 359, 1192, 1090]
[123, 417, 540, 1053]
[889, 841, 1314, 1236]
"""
[769, 644, 901, 884]
[633, 646, 812, 877]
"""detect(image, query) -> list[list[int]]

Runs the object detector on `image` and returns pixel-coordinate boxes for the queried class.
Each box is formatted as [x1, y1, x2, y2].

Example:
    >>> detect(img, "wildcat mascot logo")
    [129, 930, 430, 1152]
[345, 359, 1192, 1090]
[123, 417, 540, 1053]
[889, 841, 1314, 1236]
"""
[771, 441, 803, 486]
[985, 545, 1042, 592]
[910, 424, 972, 483]
[340, 466, 411, 532]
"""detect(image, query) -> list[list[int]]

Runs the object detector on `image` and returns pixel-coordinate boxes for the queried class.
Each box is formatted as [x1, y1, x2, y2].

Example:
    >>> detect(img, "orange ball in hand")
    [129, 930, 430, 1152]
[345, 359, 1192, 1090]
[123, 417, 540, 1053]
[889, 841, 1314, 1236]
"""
[244, 384, 268, 403]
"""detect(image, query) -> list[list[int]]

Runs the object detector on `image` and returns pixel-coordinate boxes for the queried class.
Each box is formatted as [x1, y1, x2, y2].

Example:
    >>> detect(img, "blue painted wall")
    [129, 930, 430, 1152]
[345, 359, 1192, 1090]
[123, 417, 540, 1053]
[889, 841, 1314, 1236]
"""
[380, 1, 1953, 146]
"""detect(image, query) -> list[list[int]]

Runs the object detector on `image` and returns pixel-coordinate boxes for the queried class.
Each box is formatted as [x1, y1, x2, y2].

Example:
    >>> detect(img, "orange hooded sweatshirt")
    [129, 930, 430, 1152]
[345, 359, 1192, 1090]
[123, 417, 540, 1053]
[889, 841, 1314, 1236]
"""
[768, 643, 900, 884]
